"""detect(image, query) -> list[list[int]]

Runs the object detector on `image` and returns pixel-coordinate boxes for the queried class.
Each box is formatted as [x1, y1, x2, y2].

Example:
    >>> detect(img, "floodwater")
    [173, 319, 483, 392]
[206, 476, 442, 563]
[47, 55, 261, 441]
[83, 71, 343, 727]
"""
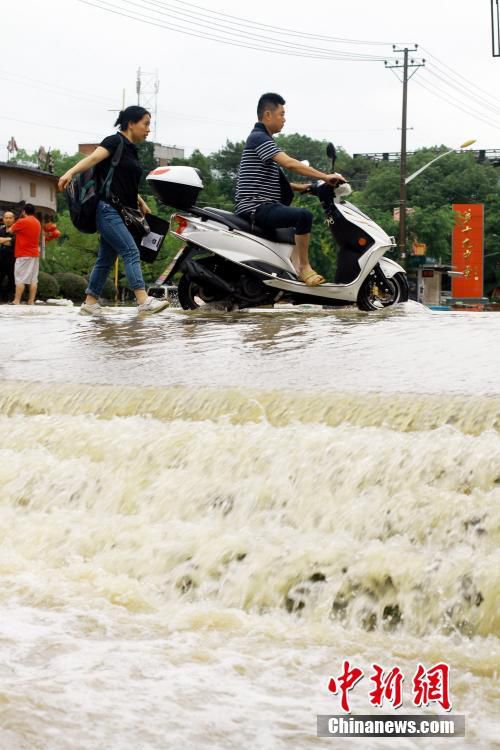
[0, 302, 498, 750]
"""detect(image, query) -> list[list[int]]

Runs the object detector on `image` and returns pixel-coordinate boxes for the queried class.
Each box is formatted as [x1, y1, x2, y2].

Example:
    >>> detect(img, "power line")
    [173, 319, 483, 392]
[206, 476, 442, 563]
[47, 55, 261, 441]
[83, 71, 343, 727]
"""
[141, 0, 403, 45]
[423, 68, 500, 117]
[157, 104, 403, 133]
[421, 47, 500, 108]
[0, 114, 104, 140]
[413, 77, 500, 130]
[76, 0, 396, 61]
[0, 69, 118, 108]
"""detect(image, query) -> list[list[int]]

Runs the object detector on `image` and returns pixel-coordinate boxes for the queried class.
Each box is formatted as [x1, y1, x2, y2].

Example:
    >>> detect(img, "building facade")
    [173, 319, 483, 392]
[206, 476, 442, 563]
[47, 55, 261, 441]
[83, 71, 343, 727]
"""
[0, 162, 58, 221]
[79, 142, 185, 165]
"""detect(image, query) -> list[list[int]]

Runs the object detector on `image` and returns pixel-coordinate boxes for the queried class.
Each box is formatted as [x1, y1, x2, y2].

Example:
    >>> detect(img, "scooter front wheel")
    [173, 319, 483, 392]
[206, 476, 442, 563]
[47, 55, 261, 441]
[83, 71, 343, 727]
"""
[177, 273, 223, 310]
[357, 271, 409, 311]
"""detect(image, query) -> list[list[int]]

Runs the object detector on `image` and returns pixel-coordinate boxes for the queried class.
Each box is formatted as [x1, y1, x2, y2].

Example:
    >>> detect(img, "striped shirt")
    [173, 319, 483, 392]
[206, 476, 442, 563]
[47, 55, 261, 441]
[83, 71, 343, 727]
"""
[235, 122, 282, 215]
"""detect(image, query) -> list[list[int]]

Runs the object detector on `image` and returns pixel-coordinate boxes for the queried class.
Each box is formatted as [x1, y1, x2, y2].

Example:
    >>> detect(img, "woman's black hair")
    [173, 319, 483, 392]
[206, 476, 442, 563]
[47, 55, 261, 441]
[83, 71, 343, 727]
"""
[114, 106, 151, 130]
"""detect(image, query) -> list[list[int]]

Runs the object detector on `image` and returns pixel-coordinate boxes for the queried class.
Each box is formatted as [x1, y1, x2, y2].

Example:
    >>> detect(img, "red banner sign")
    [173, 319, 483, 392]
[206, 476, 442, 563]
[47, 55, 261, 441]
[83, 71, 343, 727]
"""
[451, 204, 484, 298]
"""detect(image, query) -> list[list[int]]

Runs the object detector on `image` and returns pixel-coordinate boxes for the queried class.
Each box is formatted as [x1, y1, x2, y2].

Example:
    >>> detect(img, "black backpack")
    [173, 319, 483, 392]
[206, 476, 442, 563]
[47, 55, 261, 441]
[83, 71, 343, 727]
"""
[65, 139, 124, 234]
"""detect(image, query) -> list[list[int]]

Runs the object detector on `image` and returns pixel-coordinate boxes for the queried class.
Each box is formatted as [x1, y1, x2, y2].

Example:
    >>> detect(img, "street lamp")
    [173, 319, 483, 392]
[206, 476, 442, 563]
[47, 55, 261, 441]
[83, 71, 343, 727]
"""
[405, 139, 476, 185]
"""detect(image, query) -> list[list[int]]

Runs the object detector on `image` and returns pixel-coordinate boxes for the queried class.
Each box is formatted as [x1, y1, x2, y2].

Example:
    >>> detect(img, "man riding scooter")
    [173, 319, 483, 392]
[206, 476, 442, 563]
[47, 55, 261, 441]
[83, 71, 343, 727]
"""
[235, 92, 344, 287]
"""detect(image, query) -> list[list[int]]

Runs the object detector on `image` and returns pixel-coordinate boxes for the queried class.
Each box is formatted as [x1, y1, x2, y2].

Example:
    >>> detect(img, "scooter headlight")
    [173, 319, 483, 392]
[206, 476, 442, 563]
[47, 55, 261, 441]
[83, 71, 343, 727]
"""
[335, 183, 352, 197]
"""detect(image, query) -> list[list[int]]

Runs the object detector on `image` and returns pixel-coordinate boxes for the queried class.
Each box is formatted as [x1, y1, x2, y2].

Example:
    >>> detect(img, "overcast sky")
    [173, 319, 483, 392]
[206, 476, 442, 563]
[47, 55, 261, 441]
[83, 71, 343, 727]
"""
[1, 0, 498, 164]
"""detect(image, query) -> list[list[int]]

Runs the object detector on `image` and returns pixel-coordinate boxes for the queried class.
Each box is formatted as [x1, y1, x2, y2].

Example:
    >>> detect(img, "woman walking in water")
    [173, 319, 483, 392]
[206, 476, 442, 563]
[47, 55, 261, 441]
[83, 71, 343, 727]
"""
[58, 106, 169, 314]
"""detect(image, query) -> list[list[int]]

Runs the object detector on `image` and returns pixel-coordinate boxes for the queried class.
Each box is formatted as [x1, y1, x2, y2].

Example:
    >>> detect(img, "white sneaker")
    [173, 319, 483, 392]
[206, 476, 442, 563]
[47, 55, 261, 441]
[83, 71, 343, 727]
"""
[137, 296, 170, 314]
[80, 301, 102, 315]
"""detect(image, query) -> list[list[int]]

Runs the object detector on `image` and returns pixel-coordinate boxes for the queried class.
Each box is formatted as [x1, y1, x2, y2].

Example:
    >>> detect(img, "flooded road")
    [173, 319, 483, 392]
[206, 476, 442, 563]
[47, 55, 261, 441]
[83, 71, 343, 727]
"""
[0, 303, 498, 749]
[0, 302, 499, 394]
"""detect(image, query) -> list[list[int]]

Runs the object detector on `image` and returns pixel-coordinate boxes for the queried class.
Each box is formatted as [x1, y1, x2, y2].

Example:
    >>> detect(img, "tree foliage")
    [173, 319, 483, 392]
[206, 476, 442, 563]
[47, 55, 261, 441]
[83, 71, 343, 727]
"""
[41, 212, 98, 276]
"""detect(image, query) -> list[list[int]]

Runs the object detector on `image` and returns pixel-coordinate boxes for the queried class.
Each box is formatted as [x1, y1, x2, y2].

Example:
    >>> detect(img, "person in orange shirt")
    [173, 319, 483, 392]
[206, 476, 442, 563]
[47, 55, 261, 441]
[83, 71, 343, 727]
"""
[9, 203, 41, 305]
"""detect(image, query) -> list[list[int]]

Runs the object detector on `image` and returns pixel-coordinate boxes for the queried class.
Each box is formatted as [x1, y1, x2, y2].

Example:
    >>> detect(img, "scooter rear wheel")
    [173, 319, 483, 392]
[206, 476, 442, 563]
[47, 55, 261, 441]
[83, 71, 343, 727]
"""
[357, 271, 409, 311]
[177, 273, 222, 310]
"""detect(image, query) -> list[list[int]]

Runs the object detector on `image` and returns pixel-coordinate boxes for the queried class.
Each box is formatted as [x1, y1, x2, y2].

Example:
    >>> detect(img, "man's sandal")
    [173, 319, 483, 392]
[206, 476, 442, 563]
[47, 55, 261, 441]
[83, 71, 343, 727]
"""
[299, 270, 325, 286]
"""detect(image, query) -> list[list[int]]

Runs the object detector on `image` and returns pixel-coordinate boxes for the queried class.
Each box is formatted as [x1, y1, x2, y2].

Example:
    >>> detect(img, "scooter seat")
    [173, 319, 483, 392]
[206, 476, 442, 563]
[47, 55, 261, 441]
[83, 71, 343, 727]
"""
[190, 206, 295, 245]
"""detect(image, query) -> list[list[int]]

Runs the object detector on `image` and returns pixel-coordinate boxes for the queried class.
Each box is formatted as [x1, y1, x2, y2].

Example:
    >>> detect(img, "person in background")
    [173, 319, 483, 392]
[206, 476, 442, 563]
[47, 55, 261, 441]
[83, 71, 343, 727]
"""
[58, 105, 169, 315]
[235, 92, 344, 286]
[0, 210, 16, 302]
[9, 204, 41, 305]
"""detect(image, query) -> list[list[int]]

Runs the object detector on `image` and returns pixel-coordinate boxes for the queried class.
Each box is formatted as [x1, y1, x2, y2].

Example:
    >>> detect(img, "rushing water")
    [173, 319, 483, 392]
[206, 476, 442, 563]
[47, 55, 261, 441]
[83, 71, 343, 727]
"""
[0, 302, 499, 750]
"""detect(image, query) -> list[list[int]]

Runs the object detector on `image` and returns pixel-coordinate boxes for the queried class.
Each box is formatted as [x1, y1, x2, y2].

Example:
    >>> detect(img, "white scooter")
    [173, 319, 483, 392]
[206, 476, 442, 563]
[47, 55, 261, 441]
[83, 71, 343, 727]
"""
[146, 143, 408, 311]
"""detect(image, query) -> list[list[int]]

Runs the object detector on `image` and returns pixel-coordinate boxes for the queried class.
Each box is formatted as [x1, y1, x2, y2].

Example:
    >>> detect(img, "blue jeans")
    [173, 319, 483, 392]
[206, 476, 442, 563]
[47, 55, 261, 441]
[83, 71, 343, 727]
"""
[86, 201, 145, 298]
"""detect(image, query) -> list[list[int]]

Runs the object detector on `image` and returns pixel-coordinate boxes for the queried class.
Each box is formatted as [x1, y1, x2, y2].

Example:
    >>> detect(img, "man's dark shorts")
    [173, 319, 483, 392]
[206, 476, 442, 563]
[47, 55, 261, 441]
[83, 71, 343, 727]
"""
[247, 203, 313, 236]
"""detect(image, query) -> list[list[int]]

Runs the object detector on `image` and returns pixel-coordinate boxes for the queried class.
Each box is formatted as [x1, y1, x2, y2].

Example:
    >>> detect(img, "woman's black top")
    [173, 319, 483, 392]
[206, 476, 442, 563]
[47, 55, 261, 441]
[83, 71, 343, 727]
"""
[97, 132, 142, 209]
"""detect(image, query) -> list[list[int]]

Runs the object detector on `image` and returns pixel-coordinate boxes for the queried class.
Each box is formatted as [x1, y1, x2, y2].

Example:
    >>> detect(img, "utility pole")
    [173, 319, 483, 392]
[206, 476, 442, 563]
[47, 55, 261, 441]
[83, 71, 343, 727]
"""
[385, 47, 425, 262]
[492, 0, 500, 56]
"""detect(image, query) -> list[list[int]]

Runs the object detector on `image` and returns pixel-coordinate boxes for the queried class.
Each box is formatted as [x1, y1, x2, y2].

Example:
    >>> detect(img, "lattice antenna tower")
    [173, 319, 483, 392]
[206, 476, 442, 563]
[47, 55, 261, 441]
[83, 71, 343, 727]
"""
[136, 67, 160, 140]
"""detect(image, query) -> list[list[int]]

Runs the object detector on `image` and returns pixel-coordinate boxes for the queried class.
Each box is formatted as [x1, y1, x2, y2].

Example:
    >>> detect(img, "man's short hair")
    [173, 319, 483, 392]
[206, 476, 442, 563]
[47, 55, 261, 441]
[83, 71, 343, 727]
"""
[257, 93, 285, 120]
[24, 203, 35, 215]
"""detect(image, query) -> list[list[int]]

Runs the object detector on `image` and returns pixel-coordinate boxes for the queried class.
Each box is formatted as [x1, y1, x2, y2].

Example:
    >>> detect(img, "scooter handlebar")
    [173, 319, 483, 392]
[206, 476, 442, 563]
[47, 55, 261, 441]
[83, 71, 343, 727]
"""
[302, 183, 319, 196]
[304, 181, 352, 197]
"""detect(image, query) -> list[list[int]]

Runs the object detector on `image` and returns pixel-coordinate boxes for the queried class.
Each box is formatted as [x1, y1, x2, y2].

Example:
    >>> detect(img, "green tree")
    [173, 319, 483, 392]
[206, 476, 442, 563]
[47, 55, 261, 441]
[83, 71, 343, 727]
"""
[407, 150, 498, 208]
[483, 192, 500, 295]
[9, 148, 37, 166]
[50, 149, 82, 178]
[356, 161, 400, 213]
[210, 140, 245, 204]
[275, 133, 354, 178]
[407, 206, 455, 261]
[41, 211, 98, 276]
[171, 149, 231, 209]
[137, 140, 157, 198]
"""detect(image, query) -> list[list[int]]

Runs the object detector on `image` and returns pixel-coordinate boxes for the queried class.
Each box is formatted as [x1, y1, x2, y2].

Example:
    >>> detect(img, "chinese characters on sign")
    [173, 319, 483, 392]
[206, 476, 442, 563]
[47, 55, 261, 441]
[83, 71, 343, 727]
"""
[451, 204, 484, 298]
[327, 661, 452, 714]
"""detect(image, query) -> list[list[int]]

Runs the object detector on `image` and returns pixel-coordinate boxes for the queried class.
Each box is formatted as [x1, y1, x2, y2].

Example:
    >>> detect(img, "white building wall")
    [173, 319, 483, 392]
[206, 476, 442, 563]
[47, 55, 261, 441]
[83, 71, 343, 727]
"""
[153, 144, 185, 162]
[0, 169, 57, 212]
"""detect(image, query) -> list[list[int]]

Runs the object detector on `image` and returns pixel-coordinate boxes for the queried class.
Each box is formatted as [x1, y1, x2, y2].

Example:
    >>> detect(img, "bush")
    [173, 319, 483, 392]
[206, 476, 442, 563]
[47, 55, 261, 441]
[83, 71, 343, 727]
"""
[101, 277, 117, 300]
[37, 272, 60, 300]
[54, 272, 87, 301]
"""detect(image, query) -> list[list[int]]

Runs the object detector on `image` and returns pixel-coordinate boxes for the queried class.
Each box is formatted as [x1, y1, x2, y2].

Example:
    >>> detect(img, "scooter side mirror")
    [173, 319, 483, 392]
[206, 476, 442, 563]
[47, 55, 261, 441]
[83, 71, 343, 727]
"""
[326, 142, 336, 170]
